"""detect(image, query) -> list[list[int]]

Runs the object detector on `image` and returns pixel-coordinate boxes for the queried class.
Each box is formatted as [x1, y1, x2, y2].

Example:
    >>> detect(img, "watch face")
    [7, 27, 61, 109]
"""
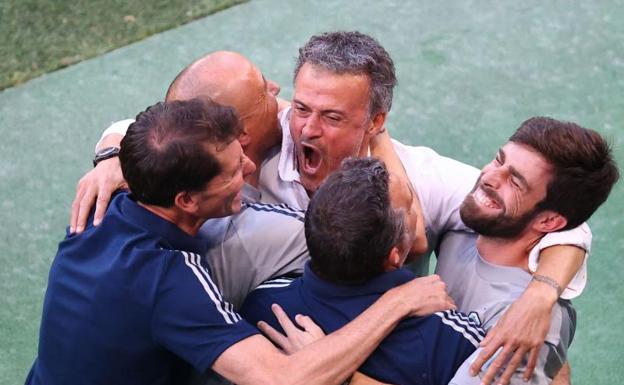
[94, 147, 120, 166]
[97, 147, 118, 157]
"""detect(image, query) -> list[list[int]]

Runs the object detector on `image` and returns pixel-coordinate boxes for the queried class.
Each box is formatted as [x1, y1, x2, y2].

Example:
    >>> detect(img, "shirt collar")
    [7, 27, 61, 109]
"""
[117, 193, 209, 255]
[301, 261, 416, 297]
[277, 106, 301, 183]
[242, 183, 261, 203]
[475, 249, 531, 287]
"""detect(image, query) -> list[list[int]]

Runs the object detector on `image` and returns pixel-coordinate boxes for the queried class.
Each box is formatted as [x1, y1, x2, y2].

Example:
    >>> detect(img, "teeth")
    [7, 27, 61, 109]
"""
[474, 189, 499, 209]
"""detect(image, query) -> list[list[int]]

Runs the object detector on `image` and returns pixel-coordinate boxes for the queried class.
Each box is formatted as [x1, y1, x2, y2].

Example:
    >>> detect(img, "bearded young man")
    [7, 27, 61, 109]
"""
[434, 117, 619, 384]
[72, 33, 595, 384]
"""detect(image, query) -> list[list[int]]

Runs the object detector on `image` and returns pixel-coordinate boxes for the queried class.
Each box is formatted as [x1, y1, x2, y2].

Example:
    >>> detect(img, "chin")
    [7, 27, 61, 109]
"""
[300, 175, 323, 193]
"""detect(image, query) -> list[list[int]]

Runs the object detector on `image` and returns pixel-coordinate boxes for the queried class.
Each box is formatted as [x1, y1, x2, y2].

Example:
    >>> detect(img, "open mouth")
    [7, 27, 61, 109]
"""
[473, 187, 502, 210]
[301, 143, 322, 174]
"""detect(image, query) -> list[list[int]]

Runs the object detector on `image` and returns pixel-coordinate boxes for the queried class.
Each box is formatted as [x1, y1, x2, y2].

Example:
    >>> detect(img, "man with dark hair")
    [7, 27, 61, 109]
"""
[241, 157, 484, 385]
[27, 98, 454, 385]
[435, 117, 619, 384]
[72, 51, 310, 310]
[256, 31, 593, 383]
[73, 34, 592, 382]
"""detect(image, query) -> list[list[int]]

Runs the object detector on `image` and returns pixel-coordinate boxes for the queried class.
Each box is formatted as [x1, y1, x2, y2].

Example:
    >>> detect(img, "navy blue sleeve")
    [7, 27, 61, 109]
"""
[424, 310, 485, 384]
[239, 287, 286, 334]
[152, 250, 258, 372]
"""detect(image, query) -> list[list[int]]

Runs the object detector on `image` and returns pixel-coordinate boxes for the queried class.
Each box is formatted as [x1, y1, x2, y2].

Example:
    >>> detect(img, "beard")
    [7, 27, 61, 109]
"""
[460, 188, 540, 239]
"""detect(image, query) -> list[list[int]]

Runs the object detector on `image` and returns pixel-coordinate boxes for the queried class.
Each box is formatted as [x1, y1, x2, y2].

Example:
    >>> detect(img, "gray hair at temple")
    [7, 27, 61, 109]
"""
[294, 31, 397, 117]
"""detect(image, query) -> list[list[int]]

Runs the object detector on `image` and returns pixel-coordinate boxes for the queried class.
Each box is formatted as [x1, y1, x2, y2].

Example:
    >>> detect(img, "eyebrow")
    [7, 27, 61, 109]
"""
[499, 148, 530, 190]
[292, 98, 346, 116]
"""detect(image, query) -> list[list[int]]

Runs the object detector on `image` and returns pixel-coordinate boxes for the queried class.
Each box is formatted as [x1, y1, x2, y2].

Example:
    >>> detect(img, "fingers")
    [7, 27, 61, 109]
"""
[480, 345, 510, 385]
[75, 183, 98, 233]
[498, 346, 528, 385]
[271, 303, 298, 336]
[523, 347, 539, 382]
[409, 274, 456, 316]
[70, 180, 87, 233]
[470, 343, 496, 377]
[445, 294, 457, 310]
[257, 320, 289, 350]
[294, 314, 325, 339]
[93, 186, 113, 226]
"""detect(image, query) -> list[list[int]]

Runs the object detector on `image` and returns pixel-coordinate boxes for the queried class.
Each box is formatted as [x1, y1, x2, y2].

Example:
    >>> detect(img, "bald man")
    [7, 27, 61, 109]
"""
[164, 51, 288, 184]
[73, 51, 309, 310]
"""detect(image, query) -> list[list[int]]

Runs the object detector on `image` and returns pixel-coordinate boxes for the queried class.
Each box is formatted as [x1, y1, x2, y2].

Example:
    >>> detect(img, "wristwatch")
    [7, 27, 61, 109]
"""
[93, 146, 120, 167]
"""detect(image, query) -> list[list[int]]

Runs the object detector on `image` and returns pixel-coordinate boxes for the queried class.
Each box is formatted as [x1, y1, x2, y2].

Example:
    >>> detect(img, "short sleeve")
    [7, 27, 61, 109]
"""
[528, 223, 592, 299]
[94, 119, 134, 152]
[426, 310, 484, 384]
[152, 250, 258, 372]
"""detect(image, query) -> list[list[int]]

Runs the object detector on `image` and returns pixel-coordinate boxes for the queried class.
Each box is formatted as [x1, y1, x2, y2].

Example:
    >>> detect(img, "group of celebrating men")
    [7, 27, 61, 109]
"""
[26, 31, 618, 385]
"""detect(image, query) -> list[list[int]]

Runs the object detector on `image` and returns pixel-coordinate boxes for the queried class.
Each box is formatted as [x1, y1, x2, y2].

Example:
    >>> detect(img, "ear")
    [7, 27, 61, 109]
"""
[366, 111, 387, 136]
[238, 129, 251, 149]
[173, 191, 200, 214]
[382, 246, 402, 271]
[532, 210, 568, 233]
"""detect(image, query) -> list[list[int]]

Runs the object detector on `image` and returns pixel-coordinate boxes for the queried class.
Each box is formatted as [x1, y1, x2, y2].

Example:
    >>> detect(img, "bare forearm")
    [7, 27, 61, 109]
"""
[533, 245, 584, 297]
[370, 131, 428, 255]
[273, 290, 407, 385]
[224, 291, 408, 385]
[216, 276, 453, 385]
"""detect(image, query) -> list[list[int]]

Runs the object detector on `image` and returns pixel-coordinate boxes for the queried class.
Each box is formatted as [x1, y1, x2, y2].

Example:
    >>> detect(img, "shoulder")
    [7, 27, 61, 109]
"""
[243, 201, 305, 223]
[239, 277, 298, 322]
[429, 310, 486, 348]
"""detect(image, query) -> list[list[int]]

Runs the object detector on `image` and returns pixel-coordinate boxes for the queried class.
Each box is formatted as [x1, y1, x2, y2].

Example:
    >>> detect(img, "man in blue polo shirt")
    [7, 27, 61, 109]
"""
[241, 157, 485, 385]
[26, 98, 456, 385]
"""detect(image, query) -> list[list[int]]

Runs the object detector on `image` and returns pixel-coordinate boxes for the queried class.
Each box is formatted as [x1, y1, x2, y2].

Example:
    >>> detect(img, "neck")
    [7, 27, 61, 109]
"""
[138, 203, 204, 236]
[476, 231, 544, 271]
[242, 146, 266, 188]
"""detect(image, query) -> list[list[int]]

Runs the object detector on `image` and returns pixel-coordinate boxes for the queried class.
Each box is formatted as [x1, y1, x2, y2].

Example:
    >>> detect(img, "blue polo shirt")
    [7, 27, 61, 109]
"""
[241, 263, 484, 385]
[26, 193, 257, 385]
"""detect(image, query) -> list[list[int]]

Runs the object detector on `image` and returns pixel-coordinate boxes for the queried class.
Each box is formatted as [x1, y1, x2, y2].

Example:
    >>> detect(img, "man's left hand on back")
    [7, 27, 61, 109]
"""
[257, 303, 325, 355]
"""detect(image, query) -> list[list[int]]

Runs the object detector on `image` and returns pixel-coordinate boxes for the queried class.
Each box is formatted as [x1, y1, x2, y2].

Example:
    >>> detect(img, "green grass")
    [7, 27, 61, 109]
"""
[0, 0, 247, 90]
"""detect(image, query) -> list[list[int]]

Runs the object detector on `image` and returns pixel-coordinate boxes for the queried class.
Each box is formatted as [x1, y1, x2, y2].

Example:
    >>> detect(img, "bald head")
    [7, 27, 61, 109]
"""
[165, 51, 282, 184]
[168, 52, 251, 104]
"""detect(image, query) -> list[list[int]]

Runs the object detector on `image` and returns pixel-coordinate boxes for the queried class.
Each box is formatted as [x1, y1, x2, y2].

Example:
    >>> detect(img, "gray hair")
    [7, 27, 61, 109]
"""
[294, 31, 397, 117]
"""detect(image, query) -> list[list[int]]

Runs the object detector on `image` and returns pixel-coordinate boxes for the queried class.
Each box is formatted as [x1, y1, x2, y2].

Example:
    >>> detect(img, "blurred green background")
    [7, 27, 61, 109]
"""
[1, 1, 622, 384]
[0, 0, 246, 89]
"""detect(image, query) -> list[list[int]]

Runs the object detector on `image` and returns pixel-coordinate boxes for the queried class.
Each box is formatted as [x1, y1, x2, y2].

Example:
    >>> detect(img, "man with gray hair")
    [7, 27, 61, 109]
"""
[73, 32, 591, 384]
[257, 31, 591, 383]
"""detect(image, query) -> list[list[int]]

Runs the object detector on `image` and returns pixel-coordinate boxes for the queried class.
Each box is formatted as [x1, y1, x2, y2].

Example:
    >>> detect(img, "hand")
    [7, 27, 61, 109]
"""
[369, 128, 392, 151]
[469, 284, 553, 384]
[257, 303, 325, 355]
[70, 157, 127, 233]
[350, 371, 390, 385]
[391, 274, 455, 317]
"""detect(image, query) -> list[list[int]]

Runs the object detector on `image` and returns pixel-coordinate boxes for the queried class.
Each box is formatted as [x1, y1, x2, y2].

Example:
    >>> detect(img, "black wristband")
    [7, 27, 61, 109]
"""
[93, 147, 120, 167]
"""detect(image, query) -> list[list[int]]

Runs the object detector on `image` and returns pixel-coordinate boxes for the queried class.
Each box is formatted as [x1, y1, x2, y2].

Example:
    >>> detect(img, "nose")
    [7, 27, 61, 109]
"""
[267, 79, 281, 96]
[242, 154, 256, 178]
[480, 166, 506, 189]
[301, 113, 322, 139]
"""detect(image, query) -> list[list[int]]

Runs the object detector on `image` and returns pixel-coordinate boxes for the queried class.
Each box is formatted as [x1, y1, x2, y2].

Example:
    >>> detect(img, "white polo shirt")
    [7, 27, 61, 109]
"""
[256, 107, 590, 296]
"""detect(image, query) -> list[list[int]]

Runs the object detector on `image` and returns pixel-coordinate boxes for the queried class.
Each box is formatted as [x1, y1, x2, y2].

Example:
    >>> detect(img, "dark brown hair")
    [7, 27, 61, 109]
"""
[510, 117, 619, 229]
[120, 98, 242, 207]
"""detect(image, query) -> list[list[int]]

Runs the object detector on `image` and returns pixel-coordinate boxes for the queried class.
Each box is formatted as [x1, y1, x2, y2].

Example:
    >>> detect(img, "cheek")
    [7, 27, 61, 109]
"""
[325, 131, 360, 159]
[504, 189, 523, 214]
[289, 115, 304, 138]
